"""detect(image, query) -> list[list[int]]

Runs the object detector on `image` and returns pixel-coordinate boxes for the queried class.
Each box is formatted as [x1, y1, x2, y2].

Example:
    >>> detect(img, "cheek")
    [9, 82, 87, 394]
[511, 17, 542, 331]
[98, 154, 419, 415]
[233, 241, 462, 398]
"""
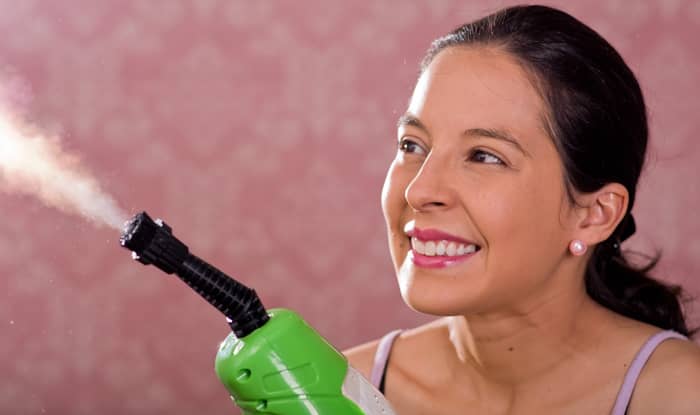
[476, 163, 565, 238]
[515, 171, 567, 241]
[381, 159, 415, 264]
[381, 159, 409, 227]
[478, 172, 568, 278]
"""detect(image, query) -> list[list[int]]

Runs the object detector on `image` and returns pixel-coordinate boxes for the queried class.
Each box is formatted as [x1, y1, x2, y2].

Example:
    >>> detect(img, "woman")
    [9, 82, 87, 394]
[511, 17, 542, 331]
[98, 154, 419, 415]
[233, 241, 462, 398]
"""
[345, 5, 700, 414]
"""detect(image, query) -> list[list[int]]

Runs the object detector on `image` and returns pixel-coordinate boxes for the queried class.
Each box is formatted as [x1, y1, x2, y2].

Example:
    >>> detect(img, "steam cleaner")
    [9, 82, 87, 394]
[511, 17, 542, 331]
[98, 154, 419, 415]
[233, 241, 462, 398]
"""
[119, 211, 397, 415]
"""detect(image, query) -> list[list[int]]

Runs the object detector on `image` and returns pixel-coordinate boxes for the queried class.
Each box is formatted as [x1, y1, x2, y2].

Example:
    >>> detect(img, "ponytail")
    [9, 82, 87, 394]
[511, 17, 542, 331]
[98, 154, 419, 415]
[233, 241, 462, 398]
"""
[585, 214, 694, 337]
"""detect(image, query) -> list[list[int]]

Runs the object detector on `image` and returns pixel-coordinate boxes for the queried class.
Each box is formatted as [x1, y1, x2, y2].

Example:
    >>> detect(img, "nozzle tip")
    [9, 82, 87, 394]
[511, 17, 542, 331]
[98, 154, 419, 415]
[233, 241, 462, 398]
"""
[119, 211, 152, 250]
[118, 210, 188, 273]
[119, 211, 171, 256]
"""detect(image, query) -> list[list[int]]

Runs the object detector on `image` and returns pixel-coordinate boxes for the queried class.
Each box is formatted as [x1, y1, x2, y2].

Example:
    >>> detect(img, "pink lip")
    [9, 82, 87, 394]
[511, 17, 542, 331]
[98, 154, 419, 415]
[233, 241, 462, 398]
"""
[409, 250, 478, 268]
[405, 227, 477, 246]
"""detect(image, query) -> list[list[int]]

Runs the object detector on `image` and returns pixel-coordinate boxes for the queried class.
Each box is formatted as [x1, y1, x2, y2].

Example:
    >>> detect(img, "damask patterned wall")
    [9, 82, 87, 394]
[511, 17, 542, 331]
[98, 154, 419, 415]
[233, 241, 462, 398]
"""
[0, 1, 698, 413]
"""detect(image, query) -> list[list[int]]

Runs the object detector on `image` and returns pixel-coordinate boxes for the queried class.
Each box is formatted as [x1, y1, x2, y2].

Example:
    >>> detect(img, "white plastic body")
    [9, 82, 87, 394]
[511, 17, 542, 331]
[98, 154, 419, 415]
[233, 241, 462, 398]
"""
[342, 365, 397, 415]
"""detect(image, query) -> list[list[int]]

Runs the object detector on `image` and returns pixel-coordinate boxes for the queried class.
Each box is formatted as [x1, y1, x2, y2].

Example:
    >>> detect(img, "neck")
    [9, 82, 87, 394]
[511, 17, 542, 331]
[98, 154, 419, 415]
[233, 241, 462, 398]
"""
[447, 274, 611, 387]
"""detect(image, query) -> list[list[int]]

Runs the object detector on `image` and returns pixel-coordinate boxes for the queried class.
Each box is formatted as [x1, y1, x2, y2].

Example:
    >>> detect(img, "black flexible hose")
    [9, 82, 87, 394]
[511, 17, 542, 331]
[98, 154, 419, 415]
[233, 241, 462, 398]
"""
[119, 211, 269, 337]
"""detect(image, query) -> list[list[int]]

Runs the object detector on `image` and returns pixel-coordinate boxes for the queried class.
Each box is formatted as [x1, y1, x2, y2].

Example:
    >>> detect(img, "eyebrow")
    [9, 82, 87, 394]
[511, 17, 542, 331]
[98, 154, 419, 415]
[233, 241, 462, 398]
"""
[397, 113, 529, 157]
[397, 113, 427, 131]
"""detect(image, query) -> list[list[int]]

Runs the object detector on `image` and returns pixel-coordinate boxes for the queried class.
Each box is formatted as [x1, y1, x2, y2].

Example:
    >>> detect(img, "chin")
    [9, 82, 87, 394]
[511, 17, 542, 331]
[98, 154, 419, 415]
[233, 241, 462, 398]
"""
[403, 297, 463, 316]
[398, 273, 482, 316]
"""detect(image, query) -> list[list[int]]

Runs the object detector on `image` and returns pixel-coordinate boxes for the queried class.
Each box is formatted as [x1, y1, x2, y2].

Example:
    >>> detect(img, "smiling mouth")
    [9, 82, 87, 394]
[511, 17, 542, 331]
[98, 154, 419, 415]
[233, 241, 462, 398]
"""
[411, 237, 479, 257]
[402, 225, 482, 268]
[407, 236, 481, 269]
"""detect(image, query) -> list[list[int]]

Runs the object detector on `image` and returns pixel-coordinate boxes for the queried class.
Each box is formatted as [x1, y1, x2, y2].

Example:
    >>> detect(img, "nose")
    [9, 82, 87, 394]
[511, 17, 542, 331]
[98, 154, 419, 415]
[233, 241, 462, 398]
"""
[405, 152, 456, 212]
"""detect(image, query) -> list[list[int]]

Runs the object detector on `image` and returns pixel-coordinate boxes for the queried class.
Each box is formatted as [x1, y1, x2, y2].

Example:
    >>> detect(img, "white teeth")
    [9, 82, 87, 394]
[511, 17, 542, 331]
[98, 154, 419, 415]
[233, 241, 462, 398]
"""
[436, 241, 447, 255]
[446, 242, 457, 256]
[412, 237, 425, 255]
[424, 241, 436, 256]
[411, 238, 478, 257]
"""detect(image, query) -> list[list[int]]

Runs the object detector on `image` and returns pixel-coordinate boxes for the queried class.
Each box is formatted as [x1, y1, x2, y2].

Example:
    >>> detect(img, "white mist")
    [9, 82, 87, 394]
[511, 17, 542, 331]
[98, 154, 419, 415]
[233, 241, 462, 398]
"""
[0, 86, 127, 230]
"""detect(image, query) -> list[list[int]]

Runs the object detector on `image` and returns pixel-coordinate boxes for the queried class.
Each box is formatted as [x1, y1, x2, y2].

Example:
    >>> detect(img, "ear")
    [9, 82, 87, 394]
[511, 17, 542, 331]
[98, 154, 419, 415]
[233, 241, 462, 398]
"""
[573, 183, 629, 245]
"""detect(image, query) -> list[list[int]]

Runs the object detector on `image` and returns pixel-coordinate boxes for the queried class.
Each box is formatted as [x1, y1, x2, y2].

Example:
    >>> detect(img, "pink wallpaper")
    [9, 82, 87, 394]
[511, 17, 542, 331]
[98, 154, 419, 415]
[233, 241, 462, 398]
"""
[1, 1, 698, 414]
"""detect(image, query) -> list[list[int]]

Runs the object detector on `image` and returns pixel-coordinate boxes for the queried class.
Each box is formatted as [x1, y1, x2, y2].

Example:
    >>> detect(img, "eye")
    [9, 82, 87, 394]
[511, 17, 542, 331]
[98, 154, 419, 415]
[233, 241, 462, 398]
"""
[398, 138, 427, 155]
[470, 149, 504, 165]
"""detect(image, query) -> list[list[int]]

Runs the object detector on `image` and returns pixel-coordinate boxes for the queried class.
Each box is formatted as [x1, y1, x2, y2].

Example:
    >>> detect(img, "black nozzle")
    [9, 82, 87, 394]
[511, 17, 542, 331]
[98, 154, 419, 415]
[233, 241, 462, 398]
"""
[120, 211, 269, 337]
[120, 211, 189, 274]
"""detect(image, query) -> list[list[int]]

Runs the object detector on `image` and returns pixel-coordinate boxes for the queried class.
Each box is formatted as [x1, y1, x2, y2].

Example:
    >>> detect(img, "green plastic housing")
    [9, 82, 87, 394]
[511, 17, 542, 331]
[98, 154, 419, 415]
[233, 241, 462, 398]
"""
[215, 308, 365, 415]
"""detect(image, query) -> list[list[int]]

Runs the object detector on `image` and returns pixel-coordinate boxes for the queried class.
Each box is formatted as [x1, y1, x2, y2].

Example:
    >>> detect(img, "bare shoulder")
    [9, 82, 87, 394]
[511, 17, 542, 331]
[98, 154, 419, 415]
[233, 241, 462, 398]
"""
[632, 336, 700, 414]
[343, 318, 449, 381]
[389, 317, 451, 367]
[343, 337, 382, 380]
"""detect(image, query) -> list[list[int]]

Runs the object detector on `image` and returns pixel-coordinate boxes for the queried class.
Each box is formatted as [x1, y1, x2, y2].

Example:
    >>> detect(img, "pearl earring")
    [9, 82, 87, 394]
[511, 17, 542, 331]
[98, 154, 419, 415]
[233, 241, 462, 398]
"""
[569, 240, 587, 256]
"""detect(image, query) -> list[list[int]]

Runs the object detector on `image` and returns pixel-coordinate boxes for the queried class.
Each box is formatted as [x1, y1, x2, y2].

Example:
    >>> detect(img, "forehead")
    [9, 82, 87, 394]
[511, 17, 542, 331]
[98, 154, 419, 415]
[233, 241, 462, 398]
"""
[408, 46, 547, 136]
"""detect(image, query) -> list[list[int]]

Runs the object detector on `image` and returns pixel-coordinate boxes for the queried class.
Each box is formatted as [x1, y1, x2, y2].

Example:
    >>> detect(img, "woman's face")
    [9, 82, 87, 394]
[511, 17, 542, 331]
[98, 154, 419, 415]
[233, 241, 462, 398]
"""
[382, 46, 576, 316]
